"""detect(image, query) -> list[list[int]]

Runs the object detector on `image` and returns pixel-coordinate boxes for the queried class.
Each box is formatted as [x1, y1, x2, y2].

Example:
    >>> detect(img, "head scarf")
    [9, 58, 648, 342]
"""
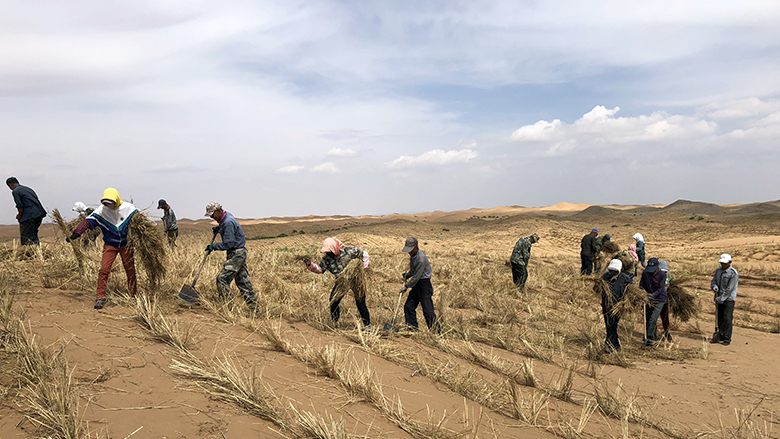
[633, 233, 644, 242]
[659, 260, 669, 272]
[320, 237, 343, 256]
[100, 188, 123, 208]
[627, 244, 639, 261]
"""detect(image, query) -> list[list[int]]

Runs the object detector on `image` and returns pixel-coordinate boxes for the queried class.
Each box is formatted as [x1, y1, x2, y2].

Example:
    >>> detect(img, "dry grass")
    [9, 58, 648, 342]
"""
[331, 257, 369, 303]
[134, 294, 196, 350]
[128, 212, 167, 289]
[51, 208, 85, 271]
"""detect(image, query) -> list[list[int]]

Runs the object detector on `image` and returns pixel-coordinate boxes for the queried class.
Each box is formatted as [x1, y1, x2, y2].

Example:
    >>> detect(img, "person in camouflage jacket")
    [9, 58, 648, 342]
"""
[305, 237, 371, 330]
[510, 233, 539, 292]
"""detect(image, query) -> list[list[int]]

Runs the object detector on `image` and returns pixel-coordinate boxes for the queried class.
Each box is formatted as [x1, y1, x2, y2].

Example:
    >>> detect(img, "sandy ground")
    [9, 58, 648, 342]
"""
[0, 200, 778, 438]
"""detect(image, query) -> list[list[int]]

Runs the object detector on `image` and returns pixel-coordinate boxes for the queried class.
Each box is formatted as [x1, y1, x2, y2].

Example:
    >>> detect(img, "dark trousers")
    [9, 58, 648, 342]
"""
[645, 301, 665, 345]
[20, 217, 43, 245]
[329, 281, 371, 326]
[404, 278, 439, 332]
[637, 250, 646, 268]
[580, 254, 593, 275]
[511, 262, 528, 291]
[660, 302, 670, 332]
[716, 300, 735, 343]
[602, 305, 621, 350]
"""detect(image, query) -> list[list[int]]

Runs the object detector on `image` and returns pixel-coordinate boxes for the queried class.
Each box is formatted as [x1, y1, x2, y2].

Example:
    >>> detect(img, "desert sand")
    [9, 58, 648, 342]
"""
[0, 200, 778, 439]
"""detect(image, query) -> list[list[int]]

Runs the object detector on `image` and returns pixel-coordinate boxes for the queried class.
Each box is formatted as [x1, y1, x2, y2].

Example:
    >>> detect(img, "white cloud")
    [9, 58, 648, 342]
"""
[513, 105, 718, 155]
[276, 165, 304, 174]
[706, 98, 780, 119]
[511, 119, 562, 141]
[386, 149, 478, 169]
[327, 147, 358, 157]
[312, 162, 339, 173]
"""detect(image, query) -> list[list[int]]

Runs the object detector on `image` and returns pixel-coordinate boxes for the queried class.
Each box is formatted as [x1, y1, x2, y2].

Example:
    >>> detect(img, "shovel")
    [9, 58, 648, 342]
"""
[382, 289, 405, 332]
[178, 231, 218, 304]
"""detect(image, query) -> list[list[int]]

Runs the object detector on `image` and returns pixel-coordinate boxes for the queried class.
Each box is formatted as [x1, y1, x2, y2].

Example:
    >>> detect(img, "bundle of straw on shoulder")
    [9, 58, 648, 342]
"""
[128, 212, 167, 288]
[330, 257, 368, 304]
[602, 241, 621, 254]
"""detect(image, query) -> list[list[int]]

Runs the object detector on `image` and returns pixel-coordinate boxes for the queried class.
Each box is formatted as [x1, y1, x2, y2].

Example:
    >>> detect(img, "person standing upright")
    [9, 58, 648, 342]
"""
[157, 199, 178, 247]
[710, 253, 738, 346]
[633, 233, 646, 268]
[205, 202, 257, 311]
[580, 228, 599, 275]
[400, 237, 439, 333]
[6, 177, 45, 245]
[639, 258, 667, 346]
[510, 233, 539, 292]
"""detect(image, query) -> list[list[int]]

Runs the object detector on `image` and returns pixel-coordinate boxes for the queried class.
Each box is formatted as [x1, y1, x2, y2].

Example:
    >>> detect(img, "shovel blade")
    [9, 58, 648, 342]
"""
[382, 322, 398, 332]
[178, 284, 199, 304]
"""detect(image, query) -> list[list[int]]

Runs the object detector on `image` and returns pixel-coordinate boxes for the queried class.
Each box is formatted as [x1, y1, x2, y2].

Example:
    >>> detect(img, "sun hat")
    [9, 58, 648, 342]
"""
[608, 259, 622, 272]
[718, 253, 732, 264]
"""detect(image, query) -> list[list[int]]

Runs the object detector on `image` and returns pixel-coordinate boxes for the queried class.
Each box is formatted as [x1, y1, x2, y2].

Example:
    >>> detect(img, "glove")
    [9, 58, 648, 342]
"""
[402, 273, 410, 280]
[66, 233, 79, 243]
[712, 285, 719, 293]
[205, 244, 214, 252]
[399, 286, 408, 294]
[212, 226, 220, 235]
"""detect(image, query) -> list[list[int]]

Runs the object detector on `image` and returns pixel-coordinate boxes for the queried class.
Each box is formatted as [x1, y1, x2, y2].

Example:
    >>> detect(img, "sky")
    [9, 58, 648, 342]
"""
[2, 1, 780, 223]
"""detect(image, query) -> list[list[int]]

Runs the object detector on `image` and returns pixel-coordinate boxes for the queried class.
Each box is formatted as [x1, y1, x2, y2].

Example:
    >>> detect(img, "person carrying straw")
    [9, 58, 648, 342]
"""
[600, 259, 634, 353]
[304, 237, 371, 331]
[67, 188, 138, 309]
[639, 257, 666, 347]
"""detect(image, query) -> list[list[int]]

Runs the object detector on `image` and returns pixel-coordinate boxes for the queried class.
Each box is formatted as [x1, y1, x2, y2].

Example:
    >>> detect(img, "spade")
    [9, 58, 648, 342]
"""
[178, 230, 218, 304]
[382, 289, 405, 332]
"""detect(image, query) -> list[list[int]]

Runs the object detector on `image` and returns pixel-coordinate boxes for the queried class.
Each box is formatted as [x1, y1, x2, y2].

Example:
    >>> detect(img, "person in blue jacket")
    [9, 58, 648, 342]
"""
[6, 177, 46, 245]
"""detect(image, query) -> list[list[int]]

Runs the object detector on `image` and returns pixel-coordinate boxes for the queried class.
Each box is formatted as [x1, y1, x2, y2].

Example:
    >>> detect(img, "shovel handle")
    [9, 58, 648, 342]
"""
[191, 231, 219, 287]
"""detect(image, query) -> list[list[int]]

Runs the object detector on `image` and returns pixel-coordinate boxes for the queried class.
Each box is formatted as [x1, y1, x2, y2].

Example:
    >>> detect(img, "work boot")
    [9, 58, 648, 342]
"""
[94, 299, 105, 310]
[710, 332, 720, 344]
[362, 325, 372, 334]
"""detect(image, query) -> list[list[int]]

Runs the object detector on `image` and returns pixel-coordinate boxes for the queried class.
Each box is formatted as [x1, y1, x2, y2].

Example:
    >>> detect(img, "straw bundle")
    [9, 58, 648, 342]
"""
[587, 277, 613, 307]
[128, 212, 167, 288]
[615, 253, 636, 274]
[51, 209, 85, 270]
[609, 284, 646, 317]
[330, 258, 368, 304]
[666, 280, 699, 322]
[602, 241, 620, 254]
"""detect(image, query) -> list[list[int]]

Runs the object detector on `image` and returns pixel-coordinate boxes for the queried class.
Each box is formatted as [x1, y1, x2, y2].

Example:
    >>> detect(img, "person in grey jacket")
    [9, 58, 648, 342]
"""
[158, 199, 178, 247]
[400, 237, 439, 333]
[710, 253, 738, 346]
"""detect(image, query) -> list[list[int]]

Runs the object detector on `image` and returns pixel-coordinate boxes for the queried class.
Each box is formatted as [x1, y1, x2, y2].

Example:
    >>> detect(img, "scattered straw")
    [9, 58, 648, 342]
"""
[330, 258, 368, 304]
[128, 212, 167, 289]
[610, 284, 646, 317]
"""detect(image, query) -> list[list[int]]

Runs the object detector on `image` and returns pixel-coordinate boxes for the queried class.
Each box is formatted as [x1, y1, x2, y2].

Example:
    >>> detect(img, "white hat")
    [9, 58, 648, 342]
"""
[608, 259, 622, 272]
[204, 201, 222, 216]
[633, 233, 644, 242]
[72, 201, 87, 213]
[718, 253, 732, 264]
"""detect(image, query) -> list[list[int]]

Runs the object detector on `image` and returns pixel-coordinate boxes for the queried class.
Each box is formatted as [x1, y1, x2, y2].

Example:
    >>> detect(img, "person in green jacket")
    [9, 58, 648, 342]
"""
[510, 233, 540, 292]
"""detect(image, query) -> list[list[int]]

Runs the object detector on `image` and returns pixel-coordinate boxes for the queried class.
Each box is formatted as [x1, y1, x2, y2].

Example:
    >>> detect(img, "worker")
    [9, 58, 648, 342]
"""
[67, 188, 138, 309]
[205, 202, 257, 312]
[157, 199, 178, 247]
[639, 258, 667, 347]
[633, 233, 647, 268]
[580, 228, 599, 275]
[601, 259, 634, 353]
[510, 233, 540, 292]
[710, 253, 738, 346]
[6, 177, 45, 246]
[400, 237, 439, 333]
[304, 237, 371, 331]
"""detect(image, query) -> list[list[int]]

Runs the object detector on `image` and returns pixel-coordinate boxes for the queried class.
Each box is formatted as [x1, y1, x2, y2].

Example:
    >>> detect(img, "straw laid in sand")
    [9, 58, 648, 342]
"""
[51, 209, 85, 270]
[330, 258, 368, 304]
[128, 212, 167, 288]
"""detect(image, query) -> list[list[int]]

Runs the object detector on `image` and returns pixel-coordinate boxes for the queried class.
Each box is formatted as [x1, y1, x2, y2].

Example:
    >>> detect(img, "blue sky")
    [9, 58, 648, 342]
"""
[2, 1, 780, 223]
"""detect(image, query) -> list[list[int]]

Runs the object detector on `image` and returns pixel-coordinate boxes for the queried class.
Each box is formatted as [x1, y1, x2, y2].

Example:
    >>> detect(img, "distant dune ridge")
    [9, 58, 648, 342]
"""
[2, 199, 779, 241]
